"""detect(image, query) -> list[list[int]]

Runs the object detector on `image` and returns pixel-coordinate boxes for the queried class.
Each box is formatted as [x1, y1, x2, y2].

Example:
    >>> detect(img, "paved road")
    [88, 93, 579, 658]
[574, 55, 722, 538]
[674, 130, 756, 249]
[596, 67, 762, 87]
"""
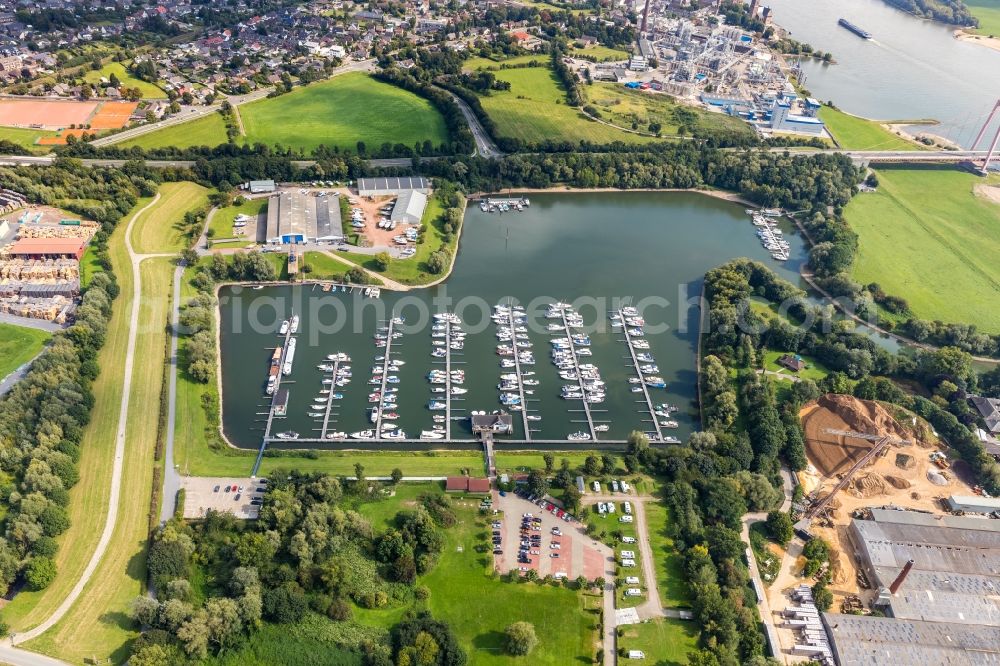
[0, 195, 163, 664]
[444, 91, 502, 158]
[159, 263, 183, 523]
[0, 313, 64, 332]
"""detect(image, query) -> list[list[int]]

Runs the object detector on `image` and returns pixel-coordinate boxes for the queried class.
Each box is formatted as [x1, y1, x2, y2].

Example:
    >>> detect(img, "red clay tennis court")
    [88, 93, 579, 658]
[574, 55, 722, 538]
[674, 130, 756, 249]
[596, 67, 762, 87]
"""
[88, 101, 138, 129]
[0, 99, 99, 128]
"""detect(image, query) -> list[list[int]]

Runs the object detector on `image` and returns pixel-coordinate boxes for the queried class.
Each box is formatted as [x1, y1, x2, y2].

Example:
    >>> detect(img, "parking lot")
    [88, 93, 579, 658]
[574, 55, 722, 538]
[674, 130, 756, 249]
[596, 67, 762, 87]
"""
[491, 491, 612, 581]
[180, 476, 267, 520]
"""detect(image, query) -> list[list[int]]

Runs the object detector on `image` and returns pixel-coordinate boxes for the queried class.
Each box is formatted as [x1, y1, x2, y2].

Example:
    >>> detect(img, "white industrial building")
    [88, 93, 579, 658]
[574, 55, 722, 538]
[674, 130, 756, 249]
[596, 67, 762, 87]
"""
[390, 190, 428, 225]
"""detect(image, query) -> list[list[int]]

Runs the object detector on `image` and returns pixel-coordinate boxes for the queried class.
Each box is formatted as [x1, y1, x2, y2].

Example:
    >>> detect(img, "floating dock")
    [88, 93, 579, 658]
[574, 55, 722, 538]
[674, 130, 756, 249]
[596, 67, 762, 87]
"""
[557, 307, 598, 441]
[504, 303, 534, 440]
[318, 357, 344, 439]
[618, 308, 664, 442]
[374, 316, 398, 437]
[253, 317, 295, 476]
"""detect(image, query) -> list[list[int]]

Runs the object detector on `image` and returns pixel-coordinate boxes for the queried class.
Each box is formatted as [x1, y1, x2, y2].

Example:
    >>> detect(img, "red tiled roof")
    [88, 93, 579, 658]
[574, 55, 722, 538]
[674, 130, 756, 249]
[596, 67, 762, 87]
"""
[8, 237, 85, 257]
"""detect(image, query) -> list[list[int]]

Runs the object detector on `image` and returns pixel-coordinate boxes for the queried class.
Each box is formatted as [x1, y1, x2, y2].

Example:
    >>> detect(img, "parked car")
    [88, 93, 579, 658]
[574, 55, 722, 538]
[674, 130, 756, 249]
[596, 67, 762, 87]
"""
[234, 493, 242, 501]
[213, 485, 220, 492]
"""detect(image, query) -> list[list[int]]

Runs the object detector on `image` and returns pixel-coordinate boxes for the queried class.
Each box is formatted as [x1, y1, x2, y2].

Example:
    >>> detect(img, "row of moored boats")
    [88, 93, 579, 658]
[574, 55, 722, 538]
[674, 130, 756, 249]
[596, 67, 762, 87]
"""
[747, 208, 790, 261]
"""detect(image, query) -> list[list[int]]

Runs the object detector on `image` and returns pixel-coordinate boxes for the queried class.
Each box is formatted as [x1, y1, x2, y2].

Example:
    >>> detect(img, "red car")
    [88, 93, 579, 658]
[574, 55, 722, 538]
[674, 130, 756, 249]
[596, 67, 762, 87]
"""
[545, 504, 554, 511]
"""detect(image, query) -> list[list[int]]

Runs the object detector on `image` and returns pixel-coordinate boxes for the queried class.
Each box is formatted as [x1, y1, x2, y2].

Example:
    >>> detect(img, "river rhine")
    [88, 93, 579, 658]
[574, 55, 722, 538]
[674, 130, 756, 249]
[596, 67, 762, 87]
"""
[219, 192, 811, 449]
[766, 0, 1000, 147]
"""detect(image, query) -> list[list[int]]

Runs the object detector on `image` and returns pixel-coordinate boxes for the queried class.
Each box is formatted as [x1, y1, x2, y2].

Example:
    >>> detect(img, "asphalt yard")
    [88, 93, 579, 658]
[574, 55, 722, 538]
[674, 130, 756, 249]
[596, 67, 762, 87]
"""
[492, 491, 612, 580]
[181, 476, 265, 519]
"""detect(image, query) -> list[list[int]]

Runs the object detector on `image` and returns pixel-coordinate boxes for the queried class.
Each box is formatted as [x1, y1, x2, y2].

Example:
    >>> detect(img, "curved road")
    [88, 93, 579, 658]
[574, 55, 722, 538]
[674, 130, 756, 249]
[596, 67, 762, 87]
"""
[0, 195, 165, 665]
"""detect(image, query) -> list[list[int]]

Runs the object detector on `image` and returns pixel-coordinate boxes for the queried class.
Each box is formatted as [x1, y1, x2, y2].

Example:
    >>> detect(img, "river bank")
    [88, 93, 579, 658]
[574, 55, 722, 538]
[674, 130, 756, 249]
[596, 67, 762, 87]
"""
[956, 29, 1000, 53]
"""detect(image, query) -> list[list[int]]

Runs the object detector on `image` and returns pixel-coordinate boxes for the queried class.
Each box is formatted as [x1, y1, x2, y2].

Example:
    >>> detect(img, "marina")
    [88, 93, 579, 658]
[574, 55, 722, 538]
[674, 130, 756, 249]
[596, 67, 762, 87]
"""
[748, 209, 791, 261]
[221, 191, 813, 451]
[551, 302, 604, 442]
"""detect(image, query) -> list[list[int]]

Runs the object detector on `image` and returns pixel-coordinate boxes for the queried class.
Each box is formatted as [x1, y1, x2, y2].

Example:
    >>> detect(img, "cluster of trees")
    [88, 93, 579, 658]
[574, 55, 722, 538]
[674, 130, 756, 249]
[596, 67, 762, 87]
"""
[881, 0, 978, 25]
[177, 293, 216, 384]
[0, 158, 149, 225]
[129, 472, 462, 665]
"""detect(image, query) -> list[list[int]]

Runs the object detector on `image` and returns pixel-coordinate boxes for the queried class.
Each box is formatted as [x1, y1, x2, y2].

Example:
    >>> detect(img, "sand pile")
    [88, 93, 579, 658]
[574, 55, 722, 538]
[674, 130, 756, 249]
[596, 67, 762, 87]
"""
[801, 394, 913, 477]
[851, 473, 888, 497]
[884, 475, 911, 490]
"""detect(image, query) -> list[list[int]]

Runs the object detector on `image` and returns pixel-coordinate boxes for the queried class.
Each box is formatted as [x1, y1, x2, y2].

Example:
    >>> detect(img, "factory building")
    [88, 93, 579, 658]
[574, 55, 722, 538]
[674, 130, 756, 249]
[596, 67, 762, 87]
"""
[357, 176, 430, 197]
[945, 494, 1000, 515]
[265, 192, 344, 245]
[818, 509, 1000, 664]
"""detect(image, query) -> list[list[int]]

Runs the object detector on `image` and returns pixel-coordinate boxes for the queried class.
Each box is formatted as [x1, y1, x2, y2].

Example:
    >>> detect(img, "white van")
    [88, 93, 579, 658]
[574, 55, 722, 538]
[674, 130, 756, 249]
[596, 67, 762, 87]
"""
[624, 501, 632, 515]
[598, 502, 607, 515]
[625, 588, 642, 597]
[625, 576, 640, 584]
[607, 503, 616, 514]
[621, 558, 636, 568]
[619, 515, 634, 524]
[611, 480, 620, 492]
[628, 650, 646, 660]
[621, 482, 631, 493]
[620, 550, 635, 559]
[592, 481, 601, 493]
[621, 536, 636, 544]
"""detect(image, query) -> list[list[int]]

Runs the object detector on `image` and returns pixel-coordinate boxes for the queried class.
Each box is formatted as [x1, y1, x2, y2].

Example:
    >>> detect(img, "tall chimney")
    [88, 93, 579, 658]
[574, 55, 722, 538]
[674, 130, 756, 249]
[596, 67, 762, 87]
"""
[889, 559, 915, 594]
[640, 0, 651, 36]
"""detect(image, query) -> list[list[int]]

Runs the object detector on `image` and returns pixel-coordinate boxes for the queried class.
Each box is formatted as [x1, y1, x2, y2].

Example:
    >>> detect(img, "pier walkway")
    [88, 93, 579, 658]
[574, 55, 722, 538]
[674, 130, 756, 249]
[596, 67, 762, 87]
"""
[253, 321, 294, 477]
[618, 308, 663, 442]
[558, 308, 598, 441]
[505, 303, 533, 440]
[318, 357, 343, 439]
[373, 315, 397, 437]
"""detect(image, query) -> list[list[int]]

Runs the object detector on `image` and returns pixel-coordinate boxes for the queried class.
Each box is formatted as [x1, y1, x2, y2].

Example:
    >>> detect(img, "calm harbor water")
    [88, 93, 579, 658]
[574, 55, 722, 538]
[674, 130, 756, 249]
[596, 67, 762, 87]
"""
[219, 192, 811, 449]
[766, 0, 1000, 147]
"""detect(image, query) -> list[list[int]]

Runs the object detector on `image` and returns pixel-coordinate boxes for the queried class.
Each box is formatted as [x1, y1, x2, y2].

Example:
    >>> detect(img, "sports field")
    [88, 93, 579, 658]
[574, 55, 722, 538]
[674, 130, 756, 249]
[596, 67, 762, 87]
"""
[82, 62, 166, 99]
[818, 106, 922, 150]
[119, 111, 228, 150]
[479, 65, 650, 145]
[239, 72, 449, 152]
[848, 166, 1000, 331]
[967, 0, 1000, 35]
[0, 99, 98, 128]
[0, 323, 49, 379]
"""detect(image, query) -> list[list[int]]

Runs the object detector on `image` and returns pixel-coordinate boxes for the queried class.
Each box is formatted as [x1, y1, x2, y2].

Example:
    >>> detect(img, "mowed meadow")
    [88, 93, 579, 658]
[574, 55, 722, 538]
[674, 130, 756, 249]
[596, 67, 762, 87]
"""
[120, 72, 449, 153]
[847, 166, 1000, 331]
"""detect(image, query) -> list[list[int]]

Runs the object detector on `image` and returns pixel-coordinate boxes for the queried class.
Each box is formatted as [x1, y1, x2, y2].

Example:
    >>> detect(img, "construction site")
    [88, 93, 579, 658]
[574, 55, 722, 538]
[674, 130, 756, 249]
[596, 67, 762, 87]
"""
[760, 394, 993, 663]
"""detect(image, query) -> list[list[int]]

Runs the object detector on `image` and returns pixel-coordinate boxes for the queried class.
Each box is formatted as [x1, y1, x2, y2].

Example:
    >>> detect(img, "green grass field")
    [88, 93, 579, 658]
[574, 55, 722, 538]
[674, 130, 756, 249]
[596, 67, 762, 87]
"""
[422, 501, 600, 665]
[818, 106, 922, 150]
[967, 0, 1000, 35]
[762, 350, 830, 382]
[81, 61, 166, 98]
[848, 166, 1000, 332]
[618, 617, 699, 665]
[119, 111, 229, 150]
[479, 66, 650, 145]
[586, 82, 752, 138]
[130, 181, 210, 253]
[80, 245, 103, 287]
[571, 44, 630, 61]
[239, 73, 449, 153]
[209, 197, 266, 243]
[643, 502, 691, 608]
[0, 323, 49, 379]
[0, 125, 57, 152]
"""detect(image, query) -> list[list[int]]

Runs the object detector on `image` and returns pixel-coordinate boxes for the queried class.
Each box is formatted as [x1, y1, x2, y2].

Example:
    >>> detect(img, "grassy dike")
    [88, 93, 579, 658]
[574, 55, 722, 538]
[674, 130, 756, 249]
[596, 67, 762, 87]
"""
[4, 194, 174, 662]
